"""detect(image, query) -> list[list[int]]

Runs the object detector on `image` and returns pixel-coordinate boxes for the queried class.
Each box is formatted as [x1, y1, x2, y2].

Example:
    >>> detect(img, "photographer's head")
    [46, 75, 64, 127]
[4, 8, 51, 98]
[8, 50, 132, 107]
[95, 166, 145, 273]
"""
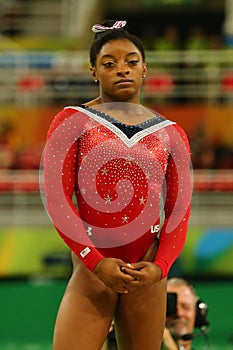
[166, 278, 198, 349]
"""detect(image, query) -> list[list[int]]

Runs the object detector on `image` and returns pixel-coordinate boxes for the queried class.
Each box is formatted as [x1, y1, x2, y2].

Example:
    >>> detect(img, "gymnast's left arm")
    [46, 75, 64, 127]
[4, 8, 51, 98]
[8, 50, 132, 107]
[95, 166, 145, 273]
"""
[153, 124, 192, 279]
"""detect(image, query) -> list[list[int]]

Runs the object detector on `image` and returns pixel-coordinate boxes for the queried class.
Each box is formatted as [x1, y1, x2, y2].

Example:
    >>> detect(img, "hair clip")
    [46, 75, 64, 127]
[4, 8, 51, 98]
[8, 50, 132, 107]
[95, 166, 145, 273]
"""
[92, 20, 127, 34]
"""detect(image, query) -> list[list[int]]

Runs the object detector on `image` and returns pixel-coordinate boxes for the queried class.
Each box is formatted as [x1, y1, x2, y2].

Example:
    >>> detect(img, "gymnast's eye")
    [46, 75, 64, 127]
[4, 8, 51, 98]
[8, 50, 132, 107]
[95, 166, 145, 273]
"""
[103, 61, 115, 68]
[128, 60, 139, 66]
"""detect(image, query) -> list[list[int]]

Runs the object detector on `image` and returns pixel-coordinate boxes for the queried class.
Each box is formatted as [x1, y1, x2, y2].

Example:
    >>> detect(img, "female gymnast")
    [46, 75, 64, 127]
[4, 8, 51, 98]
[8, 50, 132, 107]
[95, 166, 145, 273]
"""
[43, 20, 192, 350]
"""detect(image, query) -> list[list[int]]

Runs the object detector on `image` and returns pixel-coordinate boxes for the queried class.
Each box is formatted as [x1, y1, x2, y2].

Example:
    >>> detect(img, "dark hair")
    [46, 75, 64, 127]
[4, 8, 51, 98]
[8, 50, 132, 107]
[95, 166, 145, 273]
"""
[90, 20, 145, 67]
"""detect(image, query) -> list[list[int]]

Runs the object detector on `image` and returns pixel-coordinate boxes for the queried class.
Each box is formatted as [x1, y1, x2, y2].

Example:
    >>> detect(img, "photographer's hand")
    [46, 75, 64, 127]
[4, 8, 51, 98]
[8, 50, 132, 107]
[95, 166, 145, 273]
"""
[162, 327, 178, 350]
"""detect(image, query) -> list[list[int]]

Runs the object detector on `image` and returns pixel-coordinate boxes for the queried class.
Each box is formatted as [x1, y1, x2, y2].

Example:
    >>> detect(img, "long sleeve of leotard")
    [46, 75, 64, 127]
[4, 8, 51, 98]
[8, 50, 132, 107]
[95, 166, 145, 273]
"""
[153, 124, 192, 278]
[43, 107, 104, 271]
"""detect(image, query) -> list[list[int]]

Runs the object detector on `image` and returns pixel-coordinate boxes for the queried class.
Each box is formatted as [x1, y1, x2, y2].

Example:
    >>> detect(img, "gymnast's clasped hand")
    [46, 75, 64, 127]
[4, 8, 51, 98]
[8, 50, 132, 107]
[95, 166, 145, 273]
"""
[94, 258, 162, 294]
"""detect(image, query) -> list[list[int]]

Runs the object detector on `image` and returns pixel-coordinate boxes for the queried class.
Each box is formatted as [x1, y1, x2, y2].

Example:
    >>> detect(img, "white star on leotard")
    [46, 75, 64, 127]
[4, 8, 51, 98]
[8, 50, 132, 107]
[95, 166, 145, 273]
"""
[139, 196, 146, 205]
[101, 167, 108, 175]
[122, 214, 129, 223]
[104, 194, 112, 204]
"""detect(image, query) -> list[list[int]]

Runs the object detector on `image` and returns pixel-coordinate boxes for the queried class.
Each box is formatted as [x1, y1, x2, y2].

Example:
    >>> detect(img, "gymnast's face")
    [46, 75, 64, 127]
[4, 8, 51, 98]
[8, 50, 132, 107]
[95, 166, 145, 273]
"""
[166, 284, 196, 339]
[91, 38, 147, 103]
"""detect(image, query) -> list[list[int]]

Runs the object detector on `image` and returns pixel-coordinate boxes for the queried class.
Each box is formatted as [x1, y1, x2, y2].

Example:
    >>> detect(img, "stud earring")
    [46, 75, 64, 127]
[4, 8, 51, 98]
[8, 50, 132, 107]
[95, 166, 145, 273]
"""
[142, 74, 146, 79]
[95, 79, 98, 83]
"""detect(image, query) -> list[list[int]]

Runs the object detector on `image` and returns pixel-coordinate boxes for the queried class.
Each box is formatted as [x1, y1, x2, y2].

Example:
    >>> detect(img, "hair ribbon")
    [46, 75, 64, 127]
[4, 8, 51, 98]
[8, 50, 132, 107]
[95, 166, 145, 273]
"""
[92, 21, 127, 34]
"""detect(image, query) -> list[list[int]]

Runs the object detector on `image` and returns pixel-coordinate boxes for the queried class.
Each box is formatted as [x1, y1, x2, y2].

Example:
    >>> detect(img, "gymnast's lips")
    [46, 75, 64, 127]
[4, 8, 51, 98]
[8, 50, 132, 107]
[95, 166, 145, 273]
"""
[115, 79, 133, 85]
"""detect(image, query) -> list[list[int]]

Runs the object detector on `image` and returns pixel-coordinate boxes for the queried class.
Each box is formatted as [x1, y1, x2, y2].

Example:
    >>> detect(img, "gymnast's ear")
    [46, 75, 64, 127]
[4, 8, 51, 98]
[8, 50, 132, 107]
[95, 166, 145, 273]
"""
[90, 66, 98, 83]
[142, 62, 147, 78]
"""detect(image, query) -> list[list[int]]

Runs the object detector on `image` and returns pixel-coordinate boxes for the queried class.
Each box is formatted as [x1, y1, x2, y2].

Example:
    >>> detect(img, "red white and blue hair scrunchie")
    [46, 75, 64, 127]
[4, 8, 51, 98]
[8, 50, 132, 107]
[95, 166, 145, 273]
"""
[92, 20, 127, 34]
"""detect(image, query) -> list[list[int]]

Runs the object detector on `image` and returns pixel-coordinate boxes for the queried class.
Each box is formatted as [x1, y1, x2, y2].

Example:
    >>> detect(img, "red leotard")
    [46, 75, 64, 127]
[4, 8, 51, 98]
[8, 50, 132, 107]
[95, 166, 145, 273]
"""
[44, 106, 192, 278]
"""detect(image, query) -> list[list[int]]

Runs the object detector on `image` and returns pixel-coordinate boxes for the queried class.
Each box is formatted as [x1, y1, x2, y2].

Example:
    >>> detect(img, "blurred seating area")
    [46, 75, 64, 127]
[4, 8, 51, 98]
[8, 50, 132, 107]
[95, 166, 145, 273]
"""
[0, 49, 232, 171]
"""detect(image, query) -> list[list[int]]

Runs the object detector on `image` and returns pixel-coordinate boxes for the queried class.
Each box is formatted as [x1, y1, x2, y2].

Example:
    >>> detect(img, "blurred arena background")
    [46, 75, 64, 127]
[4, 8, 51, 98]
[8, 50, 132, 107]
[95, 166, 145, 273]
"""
[0, 0, 232, 349]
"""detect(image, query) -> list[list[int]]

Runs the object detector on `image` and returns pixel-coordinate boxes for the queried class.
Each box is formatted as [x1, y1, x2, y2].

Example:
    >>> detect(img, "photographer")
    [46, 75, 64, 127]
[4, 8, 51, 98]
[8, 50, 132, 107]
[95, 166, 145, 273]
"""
[162, 278, 210, 350]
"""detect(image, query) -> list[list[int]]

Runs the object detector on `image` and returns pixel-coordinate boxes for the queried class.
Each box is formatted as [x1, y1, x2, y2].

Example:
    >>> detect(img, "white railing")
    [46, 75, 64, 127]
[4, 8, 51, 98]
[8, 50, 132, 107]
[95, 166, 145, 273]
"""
[0, 169, 232, 227]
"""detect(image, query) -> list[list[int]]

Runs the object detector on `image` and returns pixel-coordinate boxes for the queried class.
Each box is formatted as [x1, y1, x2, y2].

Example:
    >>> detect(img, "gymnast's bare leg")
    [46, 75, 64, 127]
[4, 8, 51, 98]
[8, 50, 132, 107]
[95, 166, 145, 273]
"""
[115, 278, 167, 350]
[53, 239, 166, 350]
[53, 253, 119, 350]
[113, 240, 167, 350]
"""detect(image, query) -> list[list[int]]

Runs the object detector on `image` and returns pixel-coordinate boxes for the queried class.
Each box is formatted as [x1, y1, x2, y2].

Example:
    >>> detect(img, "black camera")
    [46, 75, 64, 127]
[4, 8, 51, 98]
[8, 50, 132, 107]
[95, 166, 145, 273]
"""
[166, 292, 177, 317]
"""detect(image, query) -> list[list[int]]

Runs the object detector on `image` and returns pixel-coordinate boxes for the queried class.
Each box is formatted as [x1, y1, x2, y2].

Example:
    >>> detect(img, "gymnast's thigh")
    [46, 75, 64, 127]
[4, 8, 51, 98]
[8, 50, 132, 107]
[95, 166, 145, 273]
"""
[53, 257, 118, 350]
[115, 278, 167, 350]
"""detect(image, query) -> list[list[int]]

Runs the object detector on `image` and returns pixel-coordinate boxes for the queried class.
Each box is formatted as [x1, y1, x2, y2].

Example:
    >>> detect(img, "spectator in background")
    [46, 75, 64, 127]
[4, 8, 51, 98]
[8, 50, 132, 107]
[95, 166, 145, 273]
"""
[209, 34, 224, 50]
[143, 25, 158, 50]
[153, 25, 180, 51]
[185, 26, 209, 51]
[161, 278, 209, 350]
